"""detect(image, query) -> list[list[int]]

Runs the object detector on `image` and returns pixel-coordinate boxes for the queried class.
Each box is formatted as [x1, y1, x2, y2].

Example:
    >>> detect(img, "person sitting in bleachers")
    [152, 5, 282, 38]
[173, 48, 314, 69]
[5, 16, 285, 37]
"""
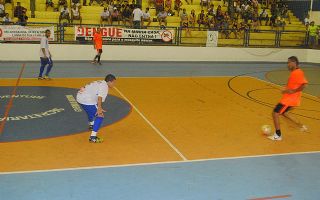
[111, 7, 120, 25]
[164, 0, 173, 16]
[58, 0, 67, 11]
[281, 4, 291, 24]
[100, 7, 110, 26]
[2, 12, 12, 24]
[0, 0, 5, 18]
[46, 0, 55, 11]
[221, 12, 230, 38]
[14, 2, 27, 18]
[189, 9, 196, 28]
[59, 4, 70, 24]
[252, 11, 259, 32]
[207, 4, 215, 17]
[71, 4, 82, 25]
[155, 0, 164, 15]
[71, 0, 81, 8]
[208, 14, 217, 31]
[180, 8, 191, 37]
[157, 9, 167, 27]
[142, 7, 151, 28]
[230, 20, 239, 38]
[197, 10, 207, 30]
[259, 8, 269, 26]
[174, 0, 182, 16]
[17, 11, 28, 26]
[122, 3, 132, 27]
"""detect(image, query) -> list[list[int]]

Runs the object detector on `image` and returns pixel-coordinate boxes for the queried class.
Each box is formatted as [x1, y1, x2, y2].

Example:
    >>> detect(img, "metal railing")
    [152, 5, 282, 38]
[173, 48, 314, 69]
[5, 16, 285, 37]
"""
[0, 22, 311, 48]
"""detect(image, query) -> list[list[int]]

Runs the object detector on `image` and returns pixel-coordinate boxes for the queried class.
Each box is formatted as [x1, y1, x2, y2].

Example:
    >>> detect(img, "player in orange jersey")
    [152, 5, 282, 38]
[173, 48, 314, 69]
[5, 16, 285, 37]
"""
[268, 56, 308, 141]
[92, 27, 103, 65]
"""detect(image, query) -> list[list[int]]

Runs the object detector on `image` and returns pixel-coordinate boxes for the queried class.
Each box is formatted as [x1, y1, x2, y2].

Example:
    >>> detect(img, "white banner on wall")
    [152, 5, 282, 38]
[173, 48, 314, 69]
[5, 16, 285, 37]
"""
[206, 31, 218, 47]
[0, 25, 55, 41]
[75, 26, 175, 44]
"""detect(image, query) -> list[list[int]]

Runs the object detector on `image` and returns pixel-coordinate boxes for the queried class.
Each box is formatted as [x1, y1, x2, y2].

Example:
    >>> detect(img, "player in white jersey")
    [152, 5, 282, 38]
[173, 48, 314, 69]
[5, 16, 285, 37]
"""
[77, 74, 116, 143]
[38, 29, 53, 80]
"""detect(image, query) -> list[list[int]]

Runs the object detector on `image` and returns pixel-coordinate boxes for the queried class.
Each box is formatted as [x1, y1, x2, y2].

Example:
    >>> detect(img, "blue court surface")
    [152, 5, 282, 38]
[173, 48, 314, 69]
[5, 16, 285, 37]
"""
[1, 152, 320, 200]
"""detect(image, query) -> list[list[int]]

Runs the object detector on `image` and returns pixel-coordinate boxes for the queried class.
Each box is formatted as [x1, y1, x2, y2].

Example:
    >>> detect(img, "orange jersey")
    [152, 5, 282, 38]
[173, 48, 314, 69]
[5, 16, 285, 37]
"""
[280, 68, 308, 106]
[93, 32, 103, 49]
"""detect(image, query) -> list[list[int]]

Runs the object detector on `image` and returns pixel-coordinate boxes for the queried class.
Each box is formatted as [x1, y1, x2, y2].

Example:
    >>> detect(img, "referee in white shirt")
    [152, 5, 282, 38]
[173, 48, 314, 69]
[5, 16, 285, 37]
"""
[38, 29, 53, 80]
[76, 74, 116, 143]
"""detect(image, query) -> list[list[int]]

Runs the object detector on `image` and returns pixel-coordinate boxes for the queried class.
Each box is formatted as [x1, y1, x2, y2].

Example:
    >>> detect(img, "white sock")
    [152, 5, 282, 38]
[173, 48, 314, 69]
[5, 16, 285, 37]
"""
[89, 121, 94, 125]
[90, 131, 97, 137]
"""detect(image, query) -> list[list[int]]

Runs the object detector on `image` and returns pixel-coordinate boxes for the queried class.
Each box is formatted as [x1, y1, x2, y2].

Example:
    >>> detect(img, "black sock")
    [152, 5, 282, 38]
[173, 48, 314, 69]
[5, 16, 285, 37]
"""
[276, 129, 281, 137]
[97, 55, 101, 62]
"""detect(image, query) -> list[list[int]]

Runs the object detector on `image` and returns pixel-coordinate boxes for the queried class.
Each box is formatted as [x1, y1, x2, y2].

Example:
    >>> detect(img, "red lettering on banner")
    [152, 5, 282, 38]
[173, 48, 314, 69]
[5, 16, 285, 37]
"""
[77, 27, 84, 36]
[116, 28, 122, 37]
[85, 27, 92, 36]
[101, 28, 108, 36]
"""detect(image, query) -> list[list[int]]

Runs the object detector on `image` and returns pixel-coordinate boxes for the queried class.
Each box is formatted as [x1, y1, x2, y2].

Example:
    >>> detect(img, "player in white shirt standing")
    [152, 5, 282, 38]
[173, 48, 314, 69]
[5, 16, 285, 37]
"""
[76, 74, 116, 143]
[38, 29, 53, 80]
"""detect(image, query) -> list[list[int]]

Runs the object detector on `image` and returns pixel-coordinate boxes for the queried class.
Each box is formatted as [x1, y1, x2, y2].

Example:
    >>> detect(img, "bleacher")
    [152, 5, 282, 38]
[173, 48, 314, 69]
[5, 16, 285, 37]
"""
[3, 0, 307, 47]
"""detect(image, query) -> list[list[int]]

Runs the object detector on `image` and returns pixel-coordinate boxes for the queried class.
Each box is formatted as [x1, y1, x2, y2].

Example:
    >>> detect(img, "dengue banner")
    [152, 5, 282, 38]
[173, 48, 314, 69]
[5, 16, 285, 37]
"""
[0, 25, 55, 41]
[206, 31, 218, 47]
[75, 26, 175, 44]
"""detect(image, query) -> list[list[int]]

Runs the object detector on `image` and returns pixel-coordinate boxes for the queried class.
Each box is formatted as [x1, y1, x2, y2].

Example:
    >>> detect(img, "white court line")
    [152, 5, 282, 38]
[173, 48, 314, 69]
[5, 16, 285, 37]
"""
[113, 86, 188, 161]
[1, 150, 320, 175]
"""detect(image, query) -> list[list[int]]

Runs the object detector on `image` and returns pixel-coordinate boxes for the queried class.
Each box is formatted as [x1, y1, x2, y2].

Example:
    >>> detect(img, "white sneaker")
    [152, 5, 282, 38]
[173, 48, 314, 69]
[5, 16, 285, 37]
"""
[268, 133, 282, 141]
[300, 125, 308, 132]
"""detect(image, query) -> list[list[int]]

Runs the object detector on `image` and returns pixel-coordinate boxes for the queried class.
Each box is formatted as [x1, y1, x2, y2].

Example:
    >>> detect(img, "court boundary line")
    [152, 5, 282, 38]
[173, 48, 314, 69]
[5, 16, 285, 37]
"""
[113, 86, 188, 161]
[1, 150, 319, 175]
[0, 63, 25, 135]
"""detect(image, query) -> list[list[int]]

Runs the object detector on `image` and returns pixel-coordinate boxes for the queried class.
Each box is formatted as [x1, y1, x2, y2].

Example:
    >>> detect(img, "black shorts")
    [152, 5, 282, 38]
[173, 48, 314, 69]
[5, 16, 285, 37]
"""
[273, 103, 292, 114]
[97, 49, 102, 53]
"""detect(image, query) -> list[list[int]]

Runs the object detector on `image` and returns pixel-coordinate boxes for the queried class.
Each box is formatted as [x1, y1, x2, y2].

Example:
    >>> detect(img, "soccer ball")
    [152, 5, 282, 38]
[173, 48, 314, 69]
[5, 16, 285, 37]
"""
[261, 125, 272, 135]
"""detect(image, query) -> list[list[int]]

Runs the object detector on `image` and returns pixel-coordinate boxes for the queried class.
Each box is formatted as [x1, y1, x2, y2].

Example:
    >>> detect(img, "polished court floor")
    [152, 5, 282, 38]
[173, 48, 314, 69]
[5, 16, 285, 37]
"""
[0, 61, 319, 199]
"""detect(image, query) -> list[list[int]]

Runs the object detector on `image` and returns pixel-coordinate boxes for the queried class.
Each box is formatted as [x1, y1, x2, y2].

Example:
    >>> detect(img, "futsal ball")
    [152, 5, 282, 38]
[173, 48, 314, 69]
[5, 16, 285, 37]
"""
[261, 125, 272, 135]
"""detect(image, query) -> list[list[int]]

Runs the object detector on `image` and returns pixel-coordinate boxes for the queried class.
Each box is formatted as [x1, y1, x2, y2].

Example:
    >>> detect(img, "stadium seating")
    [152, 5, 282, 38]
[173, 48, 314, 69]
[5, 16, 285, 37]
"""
[3, 0, 307, 47]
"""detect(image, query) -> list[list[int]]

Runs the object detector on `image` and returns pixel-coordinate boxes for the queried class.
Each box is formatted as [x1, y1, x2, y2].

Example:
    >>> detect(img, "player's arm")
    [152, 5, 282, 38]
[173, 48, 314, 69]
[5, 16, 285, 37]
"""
[40, 38, 47, 58]
[93, 36, 96, 49]
[282, 83, 307, 94]
[97, 96, 106, 117]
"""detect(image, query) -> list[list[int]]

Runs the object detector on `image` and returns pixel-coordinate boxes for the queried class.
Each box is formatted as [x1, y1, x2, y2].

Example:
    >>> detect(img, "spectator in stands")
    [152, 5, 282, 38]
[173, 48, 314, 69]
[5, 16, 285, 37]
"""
[89, 0, 102, 6]
[164, 0, 172, 16]
[100, 7, 110, 26]
[208, 14, 217, 31]
[111, 7, 120, 25]
[174, 0, 182, 16]
[200, 0, 209, 10]
[221, 12, 230, 38]
[207, 4, 215, 17]
[71, 0, 81, 8]
[155, 0, 164, 15]
[142, 7, 151, 28]
[132, 4, 143, 28]
[189, 9, 196, 28]
[197, 10, 207, 30]
[71, 4, 82, 25]
[0, 0, 5, 18]
[2, 13, 11, 24]
[59, 4, 70, 24]
[180, 8, 191, 37]
[274, 16, 285, 30]
[252, 11, 259, 32]
[58, 0, 67, 10]
[122, 4, 132, 27]
[230, 20, 239, 38]
[281, 5, 291, 24]
[45, 0, 54, 11]
[259, 8, 269, 26]
[14, 2, 27, 18]
[234, 0, 241, 19]
[17, 11, 28, 26]
[157, 9, 167, 27]
[308, 21, 319, 49]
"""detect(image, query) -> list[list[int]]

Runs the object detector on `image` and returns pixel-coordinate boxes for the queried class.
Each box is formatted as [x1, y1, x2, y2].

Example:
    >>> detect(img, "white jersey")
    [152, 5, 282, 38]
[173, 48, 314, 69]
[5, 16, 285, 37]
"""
[132, 8, 144, 21]
[39, 37, 50, 58]
[76, 80, 108, 105]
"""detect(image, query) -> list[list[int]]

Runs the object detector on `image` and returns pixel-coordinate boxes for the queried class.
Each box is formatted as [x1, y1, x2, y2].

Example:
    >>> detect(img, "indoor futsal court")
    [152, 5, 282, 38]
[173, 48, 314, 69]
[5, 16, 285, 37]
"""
[0, 61, 320, 199]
